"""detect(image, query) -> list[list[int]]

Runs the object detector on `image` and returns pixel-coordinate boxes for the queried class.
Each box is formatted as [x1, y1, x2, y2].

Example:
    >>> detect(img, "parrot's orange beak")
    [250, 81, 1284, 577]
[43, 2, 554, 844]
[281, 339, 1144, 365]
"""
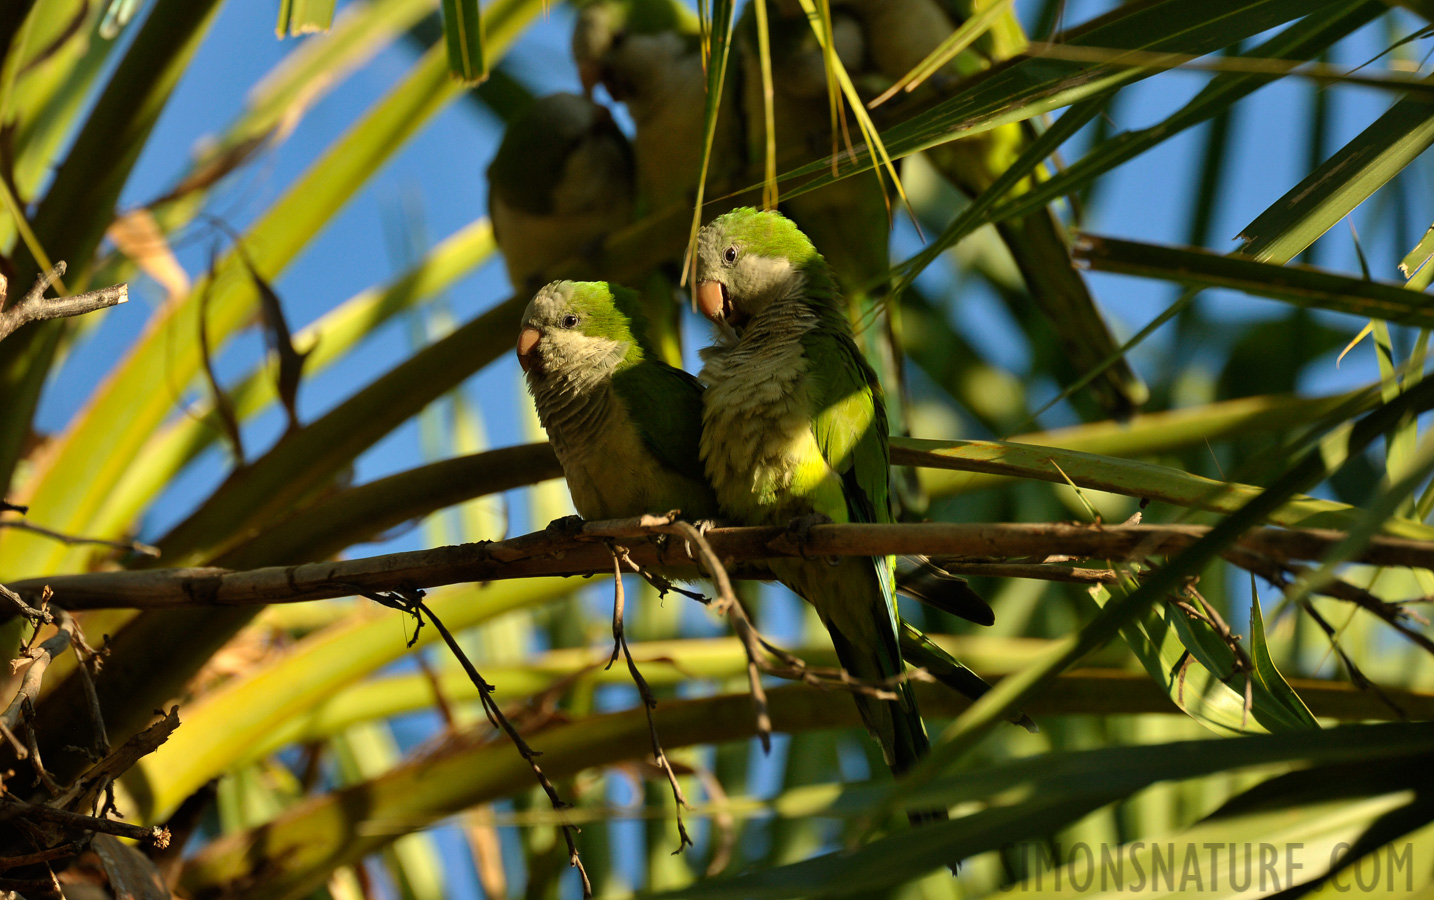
[695, 280, 728, 324]
[517, 327, 541, 373]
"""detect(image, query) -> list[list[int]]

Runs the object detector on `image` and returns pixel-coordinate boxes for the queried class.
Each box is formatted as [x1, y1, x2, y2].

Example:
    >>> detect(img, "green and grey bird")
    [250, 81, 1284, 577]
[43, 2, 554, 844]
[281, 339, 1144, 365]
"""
[519, 279, 1017, 716]
[518, 280, 717, 521]
[695, 208, 944, 818]
[488, 93, 636, 294]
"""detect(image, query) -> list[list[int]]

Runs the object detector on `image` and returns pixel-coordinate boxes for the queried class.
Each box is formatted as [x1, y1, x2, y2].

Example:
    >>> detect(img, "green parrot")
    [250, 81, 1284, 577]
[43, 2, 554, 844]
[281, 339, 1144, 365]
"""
[518, 279, 1022, 716]
[519, 279, 716, 521]
[694, 207, 951, 817]
[487, 93, 636, 294]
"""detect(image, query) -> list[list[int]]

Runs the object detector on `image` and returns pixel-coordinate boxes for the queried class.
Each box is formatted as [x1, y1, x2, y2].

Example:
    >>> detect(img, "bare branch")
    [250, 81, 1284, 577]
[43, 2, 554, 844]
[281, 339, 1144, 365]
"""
[0, 582, 52, 625]
[16, 519, 1434, 613]
[0, 263, 127, 343]
[1226, 546, 1434, 658]
[667, 521, 773, 752]
[2, 607, 75, 735]
[0, 842, 86, 870]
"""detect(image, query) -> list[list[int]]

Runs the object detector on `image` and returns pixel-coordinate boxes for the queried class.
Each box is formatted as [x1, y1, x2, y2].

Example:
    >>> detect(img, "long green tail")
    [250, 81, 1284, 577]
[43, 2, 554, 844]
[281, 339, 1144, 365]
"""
[778, 555, 946, 827]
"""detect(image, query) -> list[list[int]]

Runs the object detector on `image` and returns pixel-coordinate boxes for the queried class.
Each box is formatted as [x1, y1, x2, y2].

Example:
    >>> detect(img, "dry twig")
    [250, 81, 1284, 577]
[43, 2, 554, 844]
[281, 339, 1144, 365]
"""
[666, 520, 773, 752]
[605, 549, 692, 853]
[352, 585, 592, 898]
[1296, 599, 1408, 718]
[0, 801, 168, 849]
[0, 263, 127, 343]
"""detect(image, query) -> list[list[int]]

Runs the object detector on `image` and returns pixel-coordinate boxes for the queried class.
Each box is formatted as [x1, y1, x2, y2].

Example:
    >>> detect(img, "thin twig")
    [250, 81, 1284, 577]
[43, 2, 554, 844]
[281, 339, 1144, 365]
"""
[0, 518, 159, 558]
[0, 717, 26, 759]
[3, 600, 73, 735]
[354, 585, 592, 898]
[0, 582, 51, 625]
[21, 697, 59, 793]
[1297, 599, 1407, 718]
[66, 612, 110, 759]
[606, 549, 692, 853]
[413, 649, 457, 731]
[0, 262, 128, 343]
[197, 243, 245, 465]
[1227, 547, 1434, 659]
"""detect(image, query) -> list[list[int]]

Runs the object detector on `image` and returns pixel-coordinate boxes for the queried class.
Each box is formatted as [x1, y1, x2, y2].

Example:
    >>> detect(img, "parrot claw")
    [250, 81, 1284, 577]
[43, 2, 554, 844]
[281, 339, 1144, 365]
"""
[784, 512, 834, 561]
[546, 515, 586, 537]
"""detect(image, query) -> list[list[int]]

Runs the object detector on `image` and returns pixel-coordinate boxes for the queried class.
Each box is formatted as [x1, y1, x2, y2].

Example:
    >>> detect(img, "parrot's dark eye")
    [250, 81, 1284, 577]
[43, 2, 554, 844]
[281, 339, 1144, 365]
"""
[561, 314, 580, 329]
[723, 245, 738, 264]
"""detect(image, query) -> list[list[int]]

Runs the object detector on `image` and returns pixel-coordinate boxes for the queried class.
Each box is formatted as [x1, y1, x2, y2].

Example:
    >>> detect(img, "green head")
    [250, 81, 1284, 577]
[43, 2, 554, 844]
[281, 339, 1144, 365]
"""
[694, 207, 833, 328]
[572, 0, 700, 98]
[518, 281, 647, 383]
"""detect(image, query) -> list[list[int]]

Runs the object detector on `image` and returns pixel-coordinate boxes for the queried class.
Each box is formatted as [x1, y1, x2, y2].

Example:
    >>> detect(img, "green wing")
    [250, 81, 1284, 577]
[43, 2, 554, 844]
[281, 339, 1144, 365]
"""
[803, 324, 892, 527]
[611, 361, 710, 485]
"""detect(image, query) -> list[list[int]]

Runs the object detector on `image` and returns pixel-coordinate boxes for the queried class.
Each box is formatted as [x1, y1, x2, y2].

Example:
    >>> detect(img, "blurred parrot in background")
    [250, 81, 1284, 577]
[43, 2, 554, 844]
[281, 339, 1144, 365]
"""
[518, 279, 1026, 718]
[487, 92, 635, 294]
[695, 207, 953, 819]
[837, 0, 1149, 419]
[572, 0, 746, 218]
[571, 0, 747, 366]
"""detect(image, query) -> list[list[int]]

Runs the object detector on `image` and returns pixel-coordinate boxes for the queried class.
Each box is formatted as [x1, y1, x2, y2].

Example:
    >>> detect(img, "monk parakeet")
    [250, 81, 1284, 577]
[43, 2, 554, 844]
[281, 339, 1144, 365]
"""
[487, 93, 636, 294]
[519, 280, 717, 521]
[695, 208, 947, 815]
[519, 279, 1022, 720]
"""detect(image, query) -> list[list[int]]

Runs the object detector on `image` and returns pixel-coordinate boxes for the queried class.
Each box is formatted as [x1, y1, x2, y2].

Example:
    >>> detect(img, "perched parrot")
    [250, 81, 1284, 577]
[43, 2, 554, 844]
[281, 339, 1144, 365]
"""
[487, 93, 636, 294]
[518, 279, 1023, 716]
[518, 280, 716, 522]
[694, 207, 951, 818]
